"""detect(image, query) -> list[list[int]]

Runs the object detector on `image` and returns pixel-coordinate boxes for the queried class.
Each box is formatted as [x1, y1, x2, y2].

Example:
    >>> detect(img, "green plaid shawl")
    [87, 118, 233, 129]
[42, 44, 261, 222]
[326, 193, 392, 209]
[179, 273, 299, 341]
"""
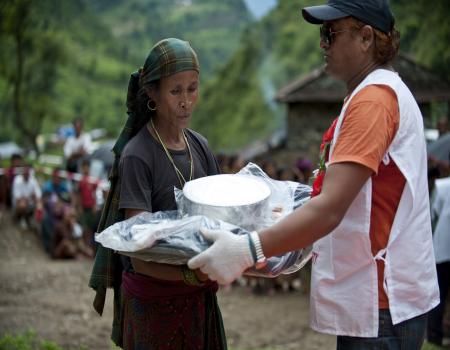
[88, 99, 139, 347]
[88, 38, 200, 347]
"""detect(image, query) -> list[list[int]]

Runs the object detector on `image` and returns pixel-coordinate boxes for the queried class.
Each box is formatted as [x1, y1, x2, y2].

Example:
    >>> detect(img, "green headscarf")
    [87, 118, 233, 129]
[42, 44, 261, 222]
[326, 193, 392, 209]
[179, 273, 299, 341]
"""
[141, 37, 200, 84]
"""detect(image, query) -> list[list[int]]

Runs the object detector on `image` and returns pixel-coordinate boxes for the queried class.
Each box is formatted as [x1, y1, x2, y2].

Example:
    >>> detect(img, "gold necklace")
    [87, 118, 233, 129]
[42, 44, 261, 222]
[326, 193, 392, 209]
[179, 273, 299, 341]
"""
[150, 119, 194, 188]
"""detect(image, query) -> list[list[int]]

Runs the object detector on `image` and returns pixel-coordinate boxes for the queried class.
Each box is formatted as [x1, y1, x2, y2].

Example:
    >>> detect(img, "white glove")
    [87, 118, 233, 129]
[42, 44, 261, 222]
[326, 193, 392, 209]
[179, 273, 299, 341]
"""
[188, 228, 255, 285]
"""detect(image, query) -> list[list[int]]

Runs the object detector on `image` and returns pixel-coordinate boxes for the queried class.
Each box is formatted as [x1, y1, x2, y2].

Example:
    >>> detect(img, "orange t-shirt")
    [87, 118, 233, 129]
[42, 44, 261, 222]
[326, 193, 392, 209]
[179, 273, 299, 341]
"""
[329, 84, 406, 309]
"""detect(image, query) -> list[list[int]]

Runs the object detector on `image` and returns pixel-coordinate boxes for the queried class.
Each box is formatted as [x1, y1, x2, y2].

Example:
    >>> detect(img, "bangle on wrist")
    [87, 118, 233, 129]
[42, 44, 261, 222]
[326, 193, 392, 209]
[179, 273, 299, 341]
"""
[247, 233, 257, 263]
[181, 266, 204, 286]
[249, 231, 267, 269]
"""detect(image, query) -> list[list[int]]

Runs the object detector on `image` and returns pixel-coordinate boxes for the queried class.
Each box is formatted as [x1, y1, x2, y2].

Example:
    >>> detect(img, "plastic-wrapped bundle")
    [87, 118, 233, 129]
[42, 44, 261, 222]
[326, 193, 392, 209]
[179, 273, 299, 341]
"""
[95, 163, 313, 277]
[95, 210, 311, 277]
[95, 211, 244, 264]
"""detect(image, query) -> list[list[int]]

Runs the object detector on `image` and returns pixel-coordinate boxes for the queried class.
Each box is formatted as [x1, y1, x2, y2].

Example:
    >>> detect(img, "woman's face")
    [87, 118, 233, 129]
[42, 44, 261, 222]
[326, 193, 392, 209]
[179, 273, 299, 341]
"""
[150, 70, 199, 130]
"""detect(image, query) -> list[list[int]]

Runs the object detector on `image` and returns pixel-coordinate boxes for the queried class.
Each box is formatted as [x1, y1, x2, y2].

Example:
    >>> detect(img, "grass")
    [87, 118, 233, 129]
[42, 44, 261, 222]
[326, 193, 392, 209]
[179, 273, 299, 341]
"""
[1, 331, 447, 350]
[422, 341, 447, 350]
[0, 331, 67, 350]
[0, 331, 89, 350]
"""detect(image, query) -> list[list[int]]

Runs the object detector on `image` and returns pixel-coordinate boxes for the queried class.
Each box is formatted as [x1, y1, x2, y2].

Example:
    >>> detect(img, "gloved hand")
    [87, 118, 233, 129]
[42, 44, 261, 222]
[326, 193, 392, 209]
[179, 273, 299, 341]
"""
[188, 228, 255, 285]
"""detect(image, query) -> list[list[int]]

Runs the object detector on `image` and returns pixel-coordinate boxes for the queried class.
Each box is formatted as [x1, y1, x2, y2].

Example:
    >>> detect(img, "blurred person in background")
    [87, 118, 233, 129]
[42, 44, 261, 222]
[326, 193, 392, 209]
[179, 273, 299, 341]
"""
[63, 117, 93, 173]
[77, 159, 98, 248]
[89, 38, 226, 349]
[41, 168, 72, 254]
[228, 153, 246, 174]
[51, 206, 93, 260]
[189, 1, 440, 349]
[93, 180, 110, 241]
[215, 152, 230, 173]
[12, 164, 42, 230]
[437, 116, 449, 138]
[42, 168, 71, 197]
[277, 165, 300, 182]
[295, 157, 313, 184]
[427, 153, 450, 346]
[0, 156, 6, 220]
[5, 153, 24, 208]
[260, 158, 278, 179]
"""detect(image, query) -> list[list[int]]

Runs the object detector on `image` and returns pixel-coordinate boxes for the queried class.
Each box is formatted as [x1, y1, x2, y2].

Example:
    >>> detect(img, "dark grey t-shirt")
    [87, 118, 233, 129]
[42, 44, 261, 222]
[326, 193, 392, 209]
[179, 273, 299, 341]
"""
[118, 125, 220, 212]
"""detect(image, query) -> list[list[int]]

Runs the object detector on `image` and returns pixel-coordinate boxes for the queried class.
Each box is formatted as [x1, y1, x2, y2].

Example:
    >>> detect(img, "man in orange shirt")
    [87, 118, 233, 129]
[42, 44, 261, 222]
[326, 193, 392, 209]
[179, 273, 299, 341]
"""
[189, 0, 439, 349]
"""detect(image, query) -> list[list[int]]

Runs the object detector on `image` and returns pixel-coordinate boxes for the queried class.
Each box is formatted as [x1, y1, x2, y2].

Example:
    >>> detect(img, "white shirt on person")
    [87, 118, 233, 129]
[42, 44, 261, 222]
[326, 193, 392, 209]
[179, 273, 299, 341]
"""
[63, 133, 93, 159]
[12, 172, 42, 205]
[431, 176, 450, 264]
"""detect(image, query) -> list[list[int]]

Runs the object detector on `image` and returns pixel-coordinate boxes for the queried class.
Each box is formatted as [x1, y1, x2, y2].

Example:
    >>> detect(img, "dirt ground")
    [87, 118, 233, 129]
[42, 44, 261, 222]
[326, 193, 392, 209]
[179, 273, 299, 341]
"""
[0, 213, 335, 350]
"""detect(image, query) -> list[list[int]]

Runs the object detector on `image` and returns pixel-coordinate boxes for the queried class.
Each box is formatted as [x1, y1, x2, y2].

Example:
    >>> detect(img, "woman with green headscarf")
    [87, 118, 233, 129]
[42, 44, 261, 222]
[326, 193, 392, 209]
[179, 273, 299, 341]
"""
[89, 38, 226, 349]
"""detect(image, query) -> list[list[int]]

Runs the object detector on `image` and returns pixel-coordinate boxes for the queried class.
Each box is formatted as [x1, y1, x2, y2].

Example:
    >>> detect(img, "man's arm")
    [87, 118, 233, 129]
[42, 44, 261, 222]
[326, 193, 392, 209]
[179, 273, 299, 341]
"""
[188, 161, 373, 285]
[260, 161, 373, 257]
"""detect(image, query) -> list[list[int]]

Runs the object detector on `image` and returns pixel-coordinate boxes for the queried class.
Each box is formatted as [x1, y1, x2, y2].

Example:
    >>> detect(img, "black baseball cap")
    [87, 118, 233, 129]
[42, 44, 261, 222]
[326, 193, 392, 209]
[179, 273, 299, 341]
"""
[302, 0, 395, 34]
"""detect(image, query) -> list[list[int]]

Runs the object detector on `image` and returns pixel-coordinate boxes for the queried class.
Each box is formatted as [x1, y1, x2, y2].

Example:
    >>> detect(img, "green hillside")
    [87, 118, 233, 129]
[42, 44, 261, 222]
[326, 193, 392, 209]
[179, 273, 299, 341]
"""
[89, 0, 251, 78]
[0, 0, 132, 148]
[1, 0, 449, 153]
[0, 0, 251, 150]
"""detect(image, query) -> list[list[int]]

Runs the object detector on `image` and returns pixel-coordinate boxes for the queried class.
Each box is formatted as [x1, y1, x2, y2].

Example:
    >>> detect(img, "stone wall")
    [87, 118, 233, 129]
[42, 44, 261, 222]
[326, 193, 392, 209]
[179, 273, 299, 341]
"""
[286, 102, 341, 162]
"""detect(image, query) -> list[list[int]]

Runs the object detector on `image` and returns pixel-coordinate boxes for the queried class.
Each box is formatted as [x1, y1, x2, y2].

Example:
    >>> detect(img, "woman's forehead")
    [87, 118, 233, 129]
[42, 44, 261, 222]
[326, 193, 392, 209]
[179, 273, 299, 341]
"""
[161, 70, 199, 85]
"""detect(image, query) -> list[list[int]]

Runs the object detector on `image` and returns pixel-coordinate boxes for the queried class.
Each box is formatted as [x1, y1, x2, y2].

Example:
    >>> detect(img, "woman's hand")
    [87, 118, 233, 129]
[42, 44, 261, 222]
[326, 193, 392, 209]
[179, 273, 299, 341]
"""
[194, 268, 209, 282]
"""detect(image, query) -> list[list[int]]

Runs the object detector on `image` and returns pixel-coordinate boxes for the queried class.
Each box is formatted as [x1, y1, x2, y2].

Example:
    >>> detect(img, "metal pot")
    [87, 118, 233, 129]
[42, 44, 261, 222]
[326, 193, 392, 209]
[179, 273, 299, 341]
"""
[182, 174, 271, 231]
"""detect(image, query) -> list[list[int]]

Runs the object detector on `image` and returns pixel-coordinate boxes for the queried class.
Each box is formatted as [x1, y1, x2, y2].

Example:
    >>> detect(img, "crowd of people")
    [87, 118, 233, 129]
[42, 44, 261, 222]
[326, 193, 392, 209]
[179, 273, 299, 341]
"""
[0, 117, 108, 261]
[0, 156, 106, 260]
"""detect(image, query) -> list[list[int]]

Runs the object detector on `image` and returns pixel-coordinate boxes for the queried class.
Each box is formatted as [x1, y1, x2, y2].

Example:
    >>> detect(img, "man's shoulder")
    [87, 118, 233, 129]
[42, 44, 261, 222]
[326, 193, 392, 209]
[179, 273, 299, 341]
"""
[346, 84, 399, 124]
[353, 84, 397, 105]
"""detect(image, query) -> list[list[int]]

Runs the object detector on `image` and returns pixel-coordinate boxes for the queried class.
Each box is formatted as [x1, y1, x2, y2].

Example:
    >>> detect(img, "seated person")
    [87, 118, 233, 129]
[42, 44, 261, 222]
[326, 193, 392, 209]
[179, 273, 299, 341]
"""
[41, 169, 72, 253]
[51, 207, 93, 259]
[12, 164, 42, 230]
[77, 159, 98, 248]
[5, 153, 24, 208]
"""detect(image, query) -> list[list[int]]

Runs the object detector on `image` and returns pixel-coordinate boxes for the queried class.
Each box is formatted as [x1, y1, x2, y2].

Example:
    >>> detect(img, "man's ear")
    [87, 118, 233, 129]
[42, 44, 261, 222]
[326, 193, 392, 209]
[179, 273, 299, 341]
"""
[360, 25, 375, 50]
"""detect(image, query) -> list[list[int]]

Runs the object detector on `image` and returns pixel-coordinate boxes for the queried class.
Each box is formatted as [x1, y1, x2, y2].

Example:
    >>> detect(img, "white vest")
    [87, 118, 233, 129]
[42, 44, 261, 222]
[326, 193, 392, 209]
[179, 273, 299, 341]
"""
[309, 69, 440, 337]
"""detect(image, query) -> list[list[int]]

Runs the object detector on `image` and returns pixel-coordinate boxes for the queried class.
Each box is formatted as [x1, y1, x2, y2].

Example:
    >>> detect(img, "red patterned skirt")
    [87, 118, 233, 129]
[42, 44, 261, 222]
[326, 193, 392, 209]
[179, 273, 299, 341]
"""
[121, 271, 227, 350]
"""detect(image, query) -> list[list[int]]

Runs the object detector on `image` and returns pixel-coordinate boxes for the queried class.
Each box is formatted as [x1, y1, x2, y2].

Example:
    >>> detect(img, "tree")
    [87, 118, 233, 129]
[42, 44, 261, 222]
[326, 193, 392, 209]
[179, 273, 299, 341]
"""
[392, 0, 450, 81]
[0, 0, 66, 153]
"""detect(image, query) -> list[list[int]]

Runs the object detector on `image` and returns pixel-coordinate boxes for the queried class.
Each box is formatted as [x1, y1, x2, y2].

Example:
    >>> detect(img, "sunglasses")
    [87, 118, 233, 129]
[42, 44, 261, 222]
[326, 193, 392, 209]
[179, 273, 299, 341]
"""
[320, 25, 354, 46]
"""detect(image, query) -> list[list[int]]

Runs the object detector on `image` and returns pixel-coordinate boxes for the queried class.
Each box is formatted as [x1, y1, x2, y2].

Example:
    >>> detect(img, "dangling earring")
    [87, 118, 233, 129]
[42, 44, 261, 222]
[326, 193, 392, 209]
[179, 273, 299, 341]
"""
[147, 99, 157, 111]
